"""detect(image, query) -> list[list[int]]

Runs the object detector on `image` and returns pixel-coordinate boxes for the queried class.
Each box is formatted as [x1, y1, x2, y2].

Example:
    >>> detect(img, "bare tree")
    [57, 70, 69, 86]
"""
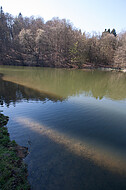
[114, 32, 126, 68]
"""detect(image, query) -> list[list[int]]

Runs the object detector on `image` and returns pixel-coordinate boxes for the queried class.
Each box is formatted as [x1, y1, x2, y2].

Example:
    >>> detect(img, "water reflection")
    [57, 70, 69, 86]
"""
[1, 66, 126, 189]
[16, 116, 126, 176]
[0, 73, 63, 107]
[0, 66, 126, 100]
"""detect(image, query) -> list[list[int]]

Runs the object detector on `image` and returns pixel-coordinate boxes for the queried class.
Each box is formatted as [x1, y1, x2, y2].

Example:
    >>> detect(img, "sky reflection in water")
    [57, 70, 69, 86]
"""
[1, 66, 126, 189]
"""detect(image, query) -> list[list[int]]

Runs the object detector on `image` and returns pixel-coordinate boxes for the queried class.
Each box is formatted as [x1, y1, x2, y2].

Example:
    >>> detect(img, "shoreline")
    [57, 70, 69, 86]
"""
[0, 63, 126, 72]
[0, 113, 30, 190]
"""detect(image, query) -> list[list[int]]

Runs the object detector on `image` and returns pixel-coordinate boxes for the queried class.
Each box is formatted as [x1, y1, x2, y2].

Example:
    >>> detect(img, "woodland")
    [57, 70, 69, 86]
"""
[0, 7, 126, 69]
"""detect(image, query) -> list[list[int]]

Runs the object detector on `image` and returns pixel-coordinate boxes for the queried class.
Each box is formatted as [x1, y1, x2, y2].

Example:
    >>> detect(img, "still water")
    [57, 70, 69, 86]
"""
[0, 66, 126, 190]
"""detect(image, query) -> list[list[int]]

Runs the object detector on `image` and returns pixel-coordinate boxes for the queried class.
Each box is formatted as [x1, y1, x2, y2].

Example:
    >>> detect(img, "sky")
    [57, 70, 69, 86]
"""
[1, 0, 126, 34]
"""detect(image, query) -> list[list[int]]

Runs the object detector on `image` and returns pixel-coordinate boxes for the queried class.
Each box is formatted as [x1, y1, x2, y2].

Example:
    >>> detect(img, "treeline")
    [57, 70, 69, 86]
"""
[0, 6, 126, 68]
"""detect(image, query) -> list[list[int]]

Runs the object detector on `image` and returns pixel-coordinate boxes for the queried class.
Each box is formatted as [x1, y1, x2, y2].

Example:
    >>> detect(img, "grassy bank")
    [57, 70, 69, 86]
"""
[0, 113, 30, 190]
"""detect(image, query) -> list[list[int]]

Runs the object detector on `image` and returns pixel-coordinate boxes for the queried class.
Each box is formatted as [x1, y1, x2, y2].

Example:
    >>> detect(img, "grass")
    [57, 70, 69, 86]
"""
[0, 113, 30, 190]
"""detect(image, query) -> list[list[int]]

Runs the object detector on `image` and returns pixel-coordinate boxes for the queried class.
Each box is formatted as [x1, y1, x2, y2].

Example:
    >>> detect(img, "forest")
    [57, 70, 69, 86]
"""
[0, 6, 126, 69]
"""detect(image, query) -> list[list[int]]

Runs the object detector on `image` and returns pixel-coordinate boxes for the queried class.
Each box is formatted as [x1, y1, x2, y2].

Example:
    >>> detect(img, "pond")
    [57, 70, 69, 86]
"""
[0, 66, 126, 190]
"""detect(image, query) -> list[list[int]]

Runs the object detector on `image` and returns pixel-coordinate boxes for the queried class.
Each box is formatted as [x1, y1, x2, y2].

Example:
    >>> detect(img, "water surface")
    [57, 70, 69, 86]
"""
[0, 66, 126, 190]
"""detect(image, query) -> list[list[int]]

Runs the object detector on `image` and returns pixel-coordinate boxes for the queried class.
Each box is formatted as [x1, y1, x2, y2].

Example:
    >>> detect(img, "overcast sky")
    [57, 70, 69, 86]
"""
[1, 0, 126, 33]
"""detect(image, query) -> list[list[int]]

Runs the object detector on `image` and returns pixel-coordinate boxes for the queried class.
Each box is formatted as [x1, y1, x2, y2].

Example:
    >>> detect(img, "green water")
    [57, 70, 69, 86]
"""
[0, 66, 126, 190]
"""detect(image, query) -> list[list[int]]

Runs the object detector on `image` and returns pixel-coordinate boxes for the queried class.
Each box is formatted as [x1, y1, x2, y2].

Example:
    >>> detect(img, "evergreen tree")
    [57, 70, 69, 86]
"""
[111, 29, 117, 37]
